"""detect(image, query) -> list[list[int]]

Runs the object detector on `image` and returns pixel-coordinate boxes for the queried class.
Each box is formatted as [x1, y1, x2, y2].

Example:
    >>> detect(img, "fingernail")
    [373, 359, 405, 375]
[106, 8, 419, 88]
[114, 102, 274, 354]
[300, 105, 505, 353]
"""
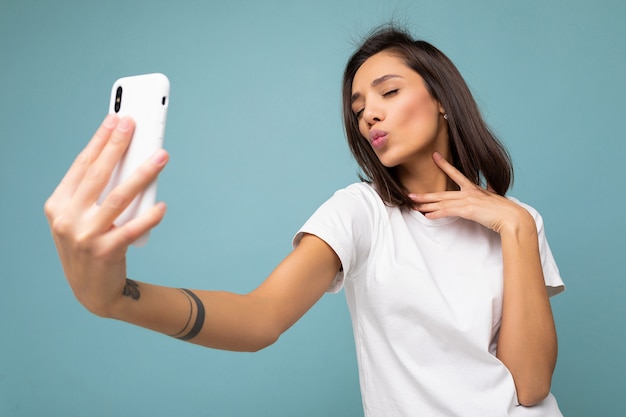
[152, 150, 167, 165]
[103, 113, 118, 128]
[117, 117, 133, 132]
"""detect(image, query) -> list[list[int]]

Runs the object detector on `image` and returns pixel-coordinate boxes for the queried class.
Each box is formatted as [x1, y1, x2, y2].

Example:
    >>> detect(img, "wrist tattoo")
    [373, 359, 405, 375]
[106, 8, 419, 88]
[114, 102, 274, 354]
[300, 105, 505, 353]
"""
[173, 289, 205, 341]
[122, 278, 141, 300]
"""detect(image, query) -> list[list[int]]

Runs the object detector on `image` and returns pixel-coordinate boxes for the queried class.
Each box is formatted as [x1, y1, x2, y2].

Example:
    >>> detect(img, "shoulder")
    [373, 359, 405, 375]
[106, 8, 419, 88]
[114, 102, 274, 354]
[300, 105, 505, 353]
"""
[297, 182, 385, 244]
[323, 182, 386, 213]
[336, 181, 380, 199]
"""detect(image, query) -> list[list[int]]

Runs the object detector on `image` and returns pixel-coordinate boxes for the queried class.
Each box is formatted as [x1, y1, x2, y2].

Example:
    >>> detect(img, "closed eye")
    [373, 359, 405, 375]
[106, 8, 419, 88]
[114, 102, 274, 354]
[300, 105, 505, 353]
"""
[353, 88, 398, 120]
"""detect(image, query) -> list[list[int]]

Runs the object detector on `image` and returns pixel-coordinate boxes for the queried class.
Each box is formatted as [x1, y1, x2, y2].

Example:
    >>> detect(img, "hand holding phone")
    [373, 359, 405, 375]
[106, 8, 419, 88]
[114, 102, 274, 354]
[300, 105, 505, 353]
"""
[98, 73, 170, 246]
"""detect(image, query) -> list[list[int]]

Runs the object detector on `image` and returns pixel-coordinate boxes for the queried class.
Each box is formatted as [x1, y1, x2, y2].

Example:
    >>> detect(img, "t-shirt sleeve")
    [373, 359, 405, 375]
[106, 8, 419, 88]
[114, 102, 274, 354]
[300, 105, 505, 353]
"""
[293, 184, 373, 293]
[514, 200, 565, 297]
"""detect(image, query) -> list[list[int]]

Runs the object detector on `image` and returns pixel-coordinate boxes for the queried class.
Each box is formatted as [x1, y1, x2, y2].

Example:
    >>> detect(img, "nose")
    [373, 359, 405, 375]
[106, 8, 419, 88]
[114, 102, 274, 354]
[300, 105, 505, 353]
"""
[362, 103, 383, 127]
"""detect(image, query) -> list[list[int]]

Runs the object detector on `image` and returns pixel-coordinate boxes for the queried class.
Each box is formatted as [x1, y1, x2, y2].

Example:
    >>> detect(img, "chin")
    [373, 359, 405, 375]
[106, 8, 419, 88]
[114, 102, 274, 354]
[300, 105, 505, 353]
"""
[375, 153, 403, 169]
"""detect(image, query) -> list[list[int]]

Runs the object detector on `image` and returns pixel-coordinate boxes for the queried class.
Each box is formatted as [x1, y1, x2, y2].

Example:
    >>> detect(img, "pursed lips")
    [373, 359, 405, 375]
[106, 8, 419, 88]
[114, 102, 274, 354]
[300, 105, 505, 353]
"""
[369, 129, 388, 149]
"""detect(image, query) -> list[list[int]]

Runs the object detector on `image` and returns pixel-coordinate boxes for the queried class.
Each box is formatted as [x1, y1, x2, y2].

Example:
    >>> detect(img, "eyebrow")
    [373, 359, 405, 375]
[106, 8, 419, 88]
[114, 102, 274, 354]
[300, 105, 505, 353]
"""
[351, 74, 402, 104]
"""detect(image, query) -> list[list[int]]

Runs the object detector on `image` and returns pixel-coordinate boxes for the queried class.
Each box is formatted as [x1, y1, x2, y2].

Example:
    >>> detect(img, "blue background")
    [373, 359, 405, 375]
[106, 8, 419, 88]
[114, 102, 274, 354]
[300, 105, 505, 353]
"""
[1, 0, 624, 416]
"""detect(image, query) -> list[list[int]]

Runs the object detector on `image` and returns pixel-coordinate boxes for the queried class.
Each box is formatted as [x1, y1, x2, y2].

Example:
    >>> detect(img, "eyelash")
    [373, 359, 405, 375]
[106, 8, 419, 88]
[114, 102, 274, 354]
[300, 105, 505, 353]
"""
[354, 89, 399, 119]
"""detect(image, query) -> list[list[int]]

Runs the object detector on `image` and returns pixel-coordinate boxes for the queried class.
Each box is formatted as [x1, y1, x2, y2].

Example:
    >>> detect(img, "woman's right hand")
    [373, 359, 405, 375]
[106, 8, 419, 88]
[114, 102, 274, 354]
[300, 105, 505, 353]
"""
[44, 114, 169, 317]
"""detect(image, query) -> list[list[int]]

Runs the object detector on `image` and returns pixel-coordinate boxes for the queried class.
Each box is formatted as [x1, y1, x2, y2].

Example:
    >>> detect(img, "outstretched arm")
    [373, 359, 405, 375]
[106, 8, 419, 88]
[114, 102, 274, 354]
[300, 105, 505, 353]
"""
[409, 152, 558, 407]
[104, 233, 339, 352]
[44, 114, 340, 352]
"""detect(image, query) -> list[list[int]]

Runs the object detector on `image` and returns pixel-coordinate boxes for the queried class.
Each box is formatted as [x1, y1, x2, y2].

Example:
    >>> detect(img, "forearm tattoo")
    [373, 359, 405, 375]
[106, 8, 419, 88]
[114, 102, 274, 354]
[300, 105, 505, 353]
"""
[171, 289, 206, 341]
[122, 278, 141, 300]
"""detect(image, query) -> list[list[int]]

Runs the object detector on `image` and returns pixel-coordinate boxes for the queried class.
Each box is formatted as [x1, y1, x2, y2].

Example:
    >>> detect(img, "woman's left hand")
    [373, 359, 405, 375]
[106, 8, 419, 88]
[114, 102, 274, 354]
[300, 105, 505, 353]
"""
[408, 152, 532, 235]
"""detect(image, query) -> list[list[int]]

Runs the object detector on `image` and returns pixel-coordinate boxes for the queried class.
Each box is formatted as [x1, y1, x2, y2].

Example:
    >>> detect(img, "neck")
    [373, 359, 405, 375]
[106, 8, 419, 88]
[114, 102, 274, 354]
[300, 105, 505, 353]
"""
[396, 151, 456, 195]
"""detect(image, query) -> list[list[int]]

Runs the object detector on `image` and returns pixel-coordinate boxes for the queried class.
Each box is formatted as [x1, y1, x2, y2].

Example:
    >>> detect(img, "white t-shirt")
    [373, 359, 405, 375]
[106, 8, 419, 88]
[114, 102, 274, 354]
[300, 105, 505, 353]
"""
[294, 182, 565, 417]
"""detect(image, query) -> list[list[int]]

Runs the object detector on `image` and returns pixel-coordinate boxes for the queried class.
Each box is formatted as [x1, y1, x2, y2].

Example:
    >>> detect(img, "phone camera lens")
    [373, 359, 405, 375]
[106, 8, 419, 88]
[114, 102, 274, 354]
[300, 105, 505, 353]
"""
[115, 86, 123, 113]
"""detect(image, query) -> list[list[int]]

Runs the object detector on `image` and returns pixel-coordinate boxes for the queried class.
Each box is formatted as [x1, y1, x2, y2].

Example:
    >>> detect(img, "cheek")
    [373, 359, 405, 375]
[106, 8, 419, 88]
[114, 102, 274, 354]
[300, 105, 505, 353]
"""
[400, 95, 439, 130]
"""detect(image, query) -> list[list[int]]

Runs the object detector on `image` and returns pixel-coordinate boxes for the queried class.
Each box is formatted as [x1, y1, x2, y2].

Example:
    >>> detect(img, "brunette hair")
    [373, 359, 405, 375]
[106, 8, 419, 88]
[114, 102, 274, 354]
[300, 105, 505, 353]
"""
[342, 26, 513, 207]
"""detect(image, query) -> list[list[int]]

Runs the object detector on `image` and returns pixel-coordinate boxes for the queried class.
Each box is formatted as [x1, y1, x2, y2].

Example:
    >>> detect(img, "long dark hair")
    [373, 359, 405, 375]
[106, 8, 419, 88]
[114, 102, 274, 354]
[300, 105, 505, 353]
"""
[342, 26, 513, 207]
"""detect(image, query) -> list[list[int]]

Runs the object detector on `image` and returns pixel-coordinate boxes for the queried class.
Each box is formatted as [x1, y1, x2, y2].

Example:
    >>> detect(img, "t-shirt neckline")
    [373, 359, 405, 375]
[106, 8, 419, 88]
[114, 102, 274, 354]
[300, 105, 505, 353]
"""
[408, 209, 460, 226]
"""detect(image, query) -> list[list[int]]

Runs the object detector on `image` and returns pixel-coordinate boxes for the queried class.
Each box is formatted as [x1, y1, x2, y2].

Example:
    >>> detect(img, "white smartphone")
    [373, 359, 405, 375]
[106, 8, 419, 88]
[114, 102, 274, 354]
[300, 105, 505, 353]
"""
[98, 73, 170, 246]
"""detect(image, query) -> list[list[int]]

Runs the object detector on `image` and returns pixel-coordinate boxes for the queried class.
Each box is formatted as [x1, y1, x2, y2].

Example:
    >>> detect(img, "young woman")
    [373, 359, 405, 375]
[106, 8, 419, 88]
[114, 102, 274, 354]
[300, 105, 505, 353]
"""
[45, 27, 565, 416]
